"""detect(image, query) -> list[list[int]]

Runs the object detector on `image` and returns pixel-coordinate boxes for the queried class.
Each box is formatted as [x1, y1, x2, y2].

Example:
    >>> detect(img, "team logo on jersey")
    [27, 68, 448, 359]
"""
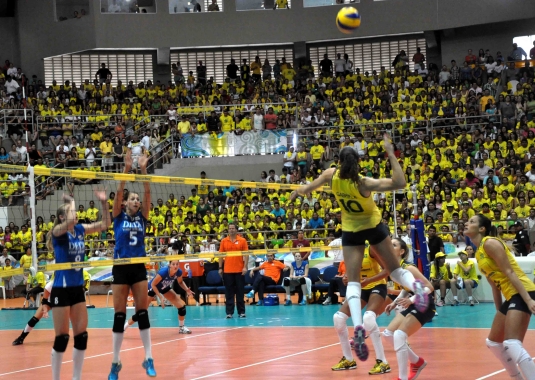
[78, 236, 83, 240]
[372, 290, 380, 293]
[509, 303, 516, 309]
[411, 310, 417, 314]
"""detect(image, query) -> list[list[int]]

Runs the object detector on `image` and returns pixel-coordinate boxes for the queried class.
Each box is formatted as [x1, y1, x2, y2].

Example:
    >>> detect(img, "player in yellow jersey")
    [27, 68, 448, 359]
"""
[290, 134, 430, 363]
[383, 238, 434, 380]
[465, 215, 535, 380]
[332, 245, 391, 374]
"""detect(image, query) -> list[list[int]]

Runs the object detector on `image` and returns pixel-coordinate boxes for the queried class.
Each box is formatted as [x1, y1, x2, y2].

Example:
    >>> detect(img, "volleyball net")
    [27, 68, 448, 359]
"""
[0, 163, 343, 279]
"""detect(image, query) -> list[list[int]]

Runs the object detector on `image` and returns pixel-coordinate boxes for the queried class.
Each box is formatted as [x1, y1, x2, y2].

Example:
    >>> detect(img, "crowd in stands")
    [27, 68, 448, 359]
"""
[1, 44, 535, 290]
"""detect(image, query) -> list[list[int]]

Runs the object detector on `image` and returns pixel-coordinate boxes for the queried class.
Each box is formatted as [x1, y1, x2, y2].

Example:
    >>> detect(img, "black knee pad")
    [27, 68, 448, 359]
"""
[178, 306, 186, 317]
[53, 334, 70, 353]
[74, 331, 88, 351]
[137, 309, 150, 330]
[112, 312, 127, 333]
[132, 313, 139, 323]
[299, 277, 306, 285]
[283, 278, 290, 286]
[28, 316, 40, 328]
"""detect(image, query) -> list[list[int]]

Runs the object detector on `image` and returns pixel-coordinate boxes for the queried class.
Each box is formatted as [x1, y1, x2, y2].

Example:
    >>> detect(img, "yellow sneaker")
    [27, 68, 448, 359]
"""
[331, 356, 357, 371]
[368, 359, 391, 375]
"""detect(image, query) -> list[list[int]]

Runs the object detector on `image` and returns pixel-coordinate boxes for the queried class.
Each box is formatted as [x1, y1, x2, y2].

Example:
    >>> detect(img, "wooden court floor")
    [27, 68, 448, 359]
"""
[1, 296, 534, 379]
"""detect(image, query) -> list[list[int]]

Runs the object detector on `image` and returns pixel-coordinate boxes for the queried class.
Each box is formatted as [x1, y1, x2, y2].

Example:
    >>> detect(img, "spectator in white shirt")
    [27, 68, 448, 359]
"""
[334, 54, 346, 77]
[354, 134, 367, 157]
[6, 64, 17, 77]
[141, 131, 151, 151]
[4, 76, 19, 95]
[166, 105, 178, 122]
[16, 140, 27, 161]
[401, 111, 415, 123]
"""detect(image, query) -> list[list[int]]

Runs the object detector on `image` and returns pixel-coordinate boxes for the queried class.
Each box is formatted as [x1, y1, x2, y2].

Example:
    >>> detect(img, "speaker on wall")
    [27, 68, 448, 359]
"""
[157, 48, 170, 65]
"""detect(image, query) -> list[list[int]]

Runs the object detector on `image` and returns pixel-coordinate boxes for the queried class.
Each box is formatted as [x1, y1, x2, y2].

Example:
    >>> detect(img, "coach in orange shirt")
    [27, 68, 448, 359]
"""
[219, 223, 249, 319]
[246, 253, 289, 306]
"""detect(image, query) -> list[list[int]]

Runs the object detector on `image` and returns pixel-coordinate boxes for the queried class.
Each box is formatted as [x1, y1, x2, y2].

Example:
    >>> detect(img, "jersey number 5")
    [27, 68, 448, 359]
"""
[129, 231, 138, 246]
[339, 199, 364, 213]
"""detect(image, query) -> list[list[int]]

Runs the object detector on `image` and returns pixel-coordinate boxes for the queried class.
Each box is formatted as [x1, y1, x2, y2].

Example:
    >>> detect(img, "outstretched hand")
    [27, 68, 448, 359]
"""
[93, 189, 107, 202]
[138, 152, 149, 171]
[383, 133, 395, 155]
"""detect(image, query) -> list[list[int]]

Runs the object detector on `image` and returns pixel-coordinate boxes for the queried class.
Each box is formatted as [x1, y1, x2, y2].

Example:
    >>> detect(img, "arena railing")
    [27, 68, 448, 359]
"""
[429, 113, 502, 138]
[1, 108, 34, 137]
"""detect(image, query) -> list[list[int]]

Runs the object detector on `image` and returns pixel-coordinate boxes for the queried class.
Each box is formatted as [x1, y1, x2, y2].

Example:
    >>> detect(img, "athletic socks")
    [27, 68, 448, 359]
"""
[346, 282, 363, 327]
[390, 268, 416, 293]
[112, 332, 124, 363]
[333, 311, 353, 360]
[394, 330, 409, 380]
[51, 349, 64, 380]
[139, 329, 153, 360]
[179, 320, 184, 327]
[363, 311, 387, 363]
[72, 348, 85, 380]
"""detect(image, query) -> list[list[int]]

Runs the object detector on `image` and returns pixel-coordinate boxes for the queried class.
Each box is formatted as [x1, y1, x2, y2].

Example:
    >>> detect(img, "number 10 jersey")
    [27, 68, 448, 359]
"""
[331, 169, 382, 233]
[113, 210, 147, 259]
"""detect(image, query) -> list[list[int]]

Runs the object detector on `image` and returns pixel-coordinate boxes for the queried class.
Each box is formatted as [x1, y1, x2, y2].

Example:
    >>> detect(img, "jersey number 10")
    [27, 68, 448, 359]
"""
[339, 199, 364, 213]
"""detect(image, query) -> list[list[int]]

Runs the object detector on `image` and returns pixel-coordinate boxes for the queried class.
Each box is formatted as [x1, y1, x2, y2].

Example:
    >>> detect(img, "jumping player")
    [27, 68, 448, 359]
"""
[49, 191, 111, 380]
[465, 215, 535, 379]
[124, 260, 195, 334]
[290, 134, 430, 362]
[108, 150, 154, 380]
[12, 279, 53, 345]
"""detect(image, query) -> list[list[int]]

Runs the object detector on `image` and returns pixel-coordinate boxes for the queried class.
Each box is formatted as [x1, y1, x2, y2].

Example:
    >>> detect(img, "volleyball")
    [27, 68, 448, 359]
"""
[336, 7, 361, 34]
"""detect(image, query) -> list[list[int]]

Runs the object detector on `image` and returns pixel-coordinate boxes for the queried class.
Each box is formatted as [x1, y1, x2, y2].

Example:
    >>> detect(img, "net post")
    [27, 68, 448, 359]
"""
[27, 164, 38, 274]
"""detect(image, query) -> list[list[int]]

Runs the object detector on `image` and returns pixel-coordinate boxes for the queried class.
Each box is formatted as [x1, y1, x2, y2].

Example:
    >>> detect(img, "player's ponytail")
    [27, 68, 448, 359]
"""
[46, 203, 68, 252]
[338, 146, 360, 182]
[476, 214, 497, 237]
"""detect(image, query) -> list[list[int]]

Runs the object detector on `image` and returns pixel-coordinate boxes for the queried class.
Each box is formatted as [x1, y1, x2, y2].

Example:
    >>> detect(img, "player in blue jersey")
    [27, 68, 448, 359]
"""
[48, 192, 111, 380]
[109, 150, 155, 380]
[124, 260, 195, 334]
[282, 252, 310, 306]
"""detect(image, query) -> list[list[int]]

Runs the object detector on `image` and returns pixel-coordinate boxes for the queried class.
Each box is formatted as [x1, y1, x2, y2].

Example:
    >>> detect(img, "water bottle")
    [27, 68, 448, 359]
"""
[188, 268, 192, 278]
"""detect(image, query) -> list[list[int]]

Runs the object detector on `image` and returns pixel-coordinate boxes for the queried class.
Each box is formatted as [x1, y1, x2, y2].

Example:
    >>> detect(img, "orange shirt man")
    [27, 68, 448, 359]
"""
[219, 223, 249, 318]
[247, 254, 288, 305]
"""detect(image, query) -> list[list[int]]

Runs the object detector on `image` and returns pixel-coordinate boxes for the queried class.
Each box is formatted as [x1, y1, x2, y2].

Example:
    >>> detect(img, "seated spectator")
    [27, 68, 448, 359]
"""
[1, 258, 14, 298]
[322, 260, 346, 306]
[283, 252, 310, 305]
[450, 250, 479, 306]
[430, 252, 452, 306]
[246, 253, 288, 306]
[24, 267, 46, 307]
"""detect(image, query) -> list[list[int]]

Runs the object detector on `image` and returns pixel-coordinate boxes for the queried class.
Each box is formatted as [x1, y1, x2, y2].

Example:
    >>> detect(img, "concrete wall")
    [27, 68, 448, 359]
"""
[155, 154, 286, 181]
[0, 17, 20, 67]
[440, 18, 535, 67]
[16, 0, 535, 79]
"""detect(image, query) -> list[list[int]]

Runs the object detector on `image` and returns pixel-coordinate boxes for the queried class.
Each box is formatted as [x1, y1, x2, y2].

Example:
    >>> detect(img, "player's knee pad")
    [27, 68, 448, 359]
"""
[112, 312, 127, 333]
[53, 334, 70, 353]
[382, 329, 394, 347]
[363, 311, 377, 333]
[298, 277, 306, 285]
[137, 309, 150, 330]
[393, 329, 408, 352]
[283, 278, 290, 287]
[503, 339, 531, 365]
[74, 331, 88, 351]
[333, 311, 349, 333]
[178, 306, 186, 317]
[28, 316, 40, 328]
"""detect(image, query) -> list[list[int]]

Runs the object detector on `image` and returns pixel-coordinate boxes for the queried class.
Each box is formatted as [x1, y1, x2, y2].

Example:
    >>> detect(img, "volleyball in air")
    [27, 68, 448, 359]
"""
[336, 7, 361, 34]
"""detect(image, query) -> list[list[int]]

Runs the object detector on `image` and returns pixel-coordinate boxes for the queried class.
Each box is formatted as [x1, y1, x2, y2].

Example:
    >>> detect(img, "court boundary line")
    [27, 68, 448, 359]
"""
[189, 342, 340, 380]
[475, 357, 535, 380]
[0, 327, 243, 377]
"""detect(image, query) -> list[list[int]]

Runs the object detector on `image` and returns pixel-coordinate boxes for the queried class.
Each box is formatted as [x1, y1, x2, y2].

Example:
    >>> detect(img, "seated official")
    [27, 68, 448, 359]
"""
[246, 254, 289, 306]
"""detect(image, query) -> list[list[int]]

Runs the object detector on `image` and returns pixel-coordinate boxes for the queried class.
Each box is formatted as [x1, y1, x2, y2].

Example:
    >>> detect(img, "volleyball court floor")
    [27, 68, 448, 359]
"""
[1, 297, 534, 379]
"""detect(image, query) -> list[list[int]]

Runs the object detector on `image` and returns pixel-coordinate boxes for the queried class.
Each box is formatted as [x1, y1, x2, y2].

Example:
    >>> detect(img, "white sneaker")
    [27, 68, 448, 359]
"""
[124, 322, 130, 331]
[323, 298, 332, 305]
[179, 326, 192, 334]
